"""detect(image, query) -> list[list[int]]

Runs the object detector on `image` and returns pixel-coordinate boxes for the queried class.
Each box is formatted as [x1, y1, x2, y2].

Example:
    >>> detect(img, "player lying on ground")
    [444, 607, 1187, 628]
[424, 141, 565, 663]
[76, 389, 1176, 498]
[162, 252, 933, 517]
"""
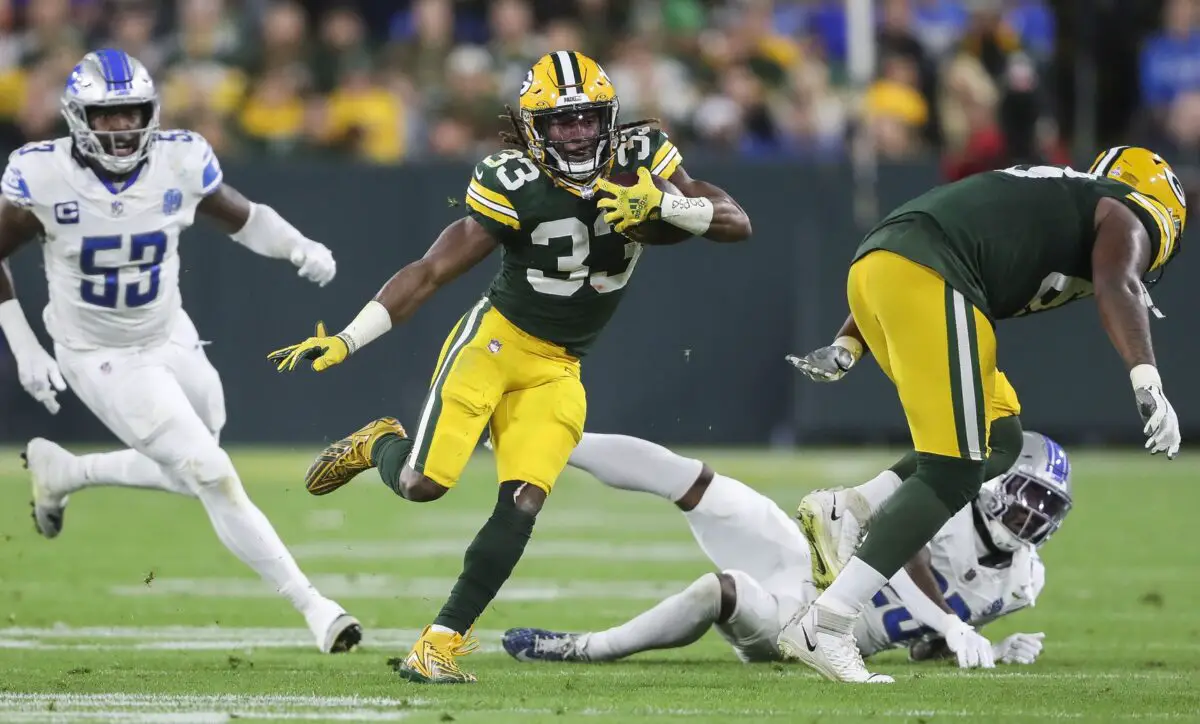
[501, 430, 1065, 667]
[775, 146, 1184, 683]
[266, 50, 751, 683]
[0, 50, 359, 653]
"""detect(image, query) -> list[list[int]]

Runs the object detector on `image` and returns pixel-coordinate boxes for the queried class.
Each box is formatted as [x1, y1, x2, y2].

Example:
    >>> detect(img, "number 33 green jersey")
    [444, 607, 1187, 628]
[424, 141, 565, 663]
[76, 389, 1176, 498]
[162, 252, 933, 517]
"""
[465, 128, 683, 358]
[854, 165, 1182, 320]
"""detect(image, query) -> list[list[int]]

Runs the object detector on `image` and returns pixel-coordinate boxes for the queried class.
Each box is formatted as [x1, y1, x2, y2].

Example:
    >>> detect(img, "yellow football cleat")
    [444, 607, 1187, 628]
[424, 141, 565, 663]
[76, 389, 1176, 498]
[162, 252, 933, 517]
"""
[395, 625, 479, 684]
[304, 417, 407, 496]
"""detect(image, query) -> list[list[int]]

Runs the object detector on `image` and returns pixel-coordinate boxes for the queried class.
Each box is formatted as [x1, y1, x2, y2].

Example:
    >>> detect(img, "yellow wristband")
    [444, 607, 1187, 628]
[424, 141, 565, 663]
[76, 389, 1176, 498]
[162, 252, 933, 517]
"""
[833, 335, 864, 362]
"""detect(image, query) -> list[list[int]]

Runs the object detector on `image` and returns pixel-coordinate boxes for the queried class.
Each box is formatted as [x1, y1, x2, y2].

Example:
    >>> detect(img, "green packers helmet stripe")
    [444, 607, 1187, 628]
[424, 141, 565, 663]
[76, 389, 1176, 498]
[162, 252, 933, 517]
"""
[550, 50, 582, 93]
[1090, 146, 1131, 176]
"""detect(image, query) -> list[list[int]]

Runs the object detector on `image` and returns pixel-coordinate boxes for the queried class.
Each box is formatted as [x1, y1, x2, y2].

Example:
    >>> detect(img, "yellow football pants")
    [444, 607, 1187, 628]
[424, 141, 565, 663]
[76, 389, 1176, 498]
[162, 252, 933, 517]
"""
[992, 370, 1021, 419]
[848, 250, 998, 460]
[408, 298, 586, 493]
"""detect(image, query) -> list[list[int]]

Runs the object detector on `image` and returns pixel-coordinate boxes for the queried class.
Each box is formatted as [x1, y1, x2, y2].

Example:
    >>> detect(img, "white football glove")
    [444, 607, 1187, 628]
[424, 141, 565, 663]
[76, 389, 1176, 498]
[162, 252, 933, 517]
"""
[15, 344, 67, 414]
[992, 632, 1045, 665]
[1131, 365, 1180, 459]
[0, 299, 67, 414]
[786, 336, 863, 382]
[290, 243, 337, 287]
[940, 613, 995, 669]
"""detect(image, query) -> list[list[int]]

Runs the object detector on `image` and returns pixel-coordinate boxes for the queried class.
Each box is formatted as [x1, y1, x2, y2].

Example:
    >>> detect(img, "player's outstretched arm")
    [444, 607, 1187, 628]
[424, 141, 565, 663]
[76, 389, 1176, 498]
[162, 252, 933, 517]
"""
[269, 218, 498, 372]
[1092, 197, 1179, 458]
[372, 218, 499, 326]
[197, 183, 336, 287]
[889, 550, 995, 669]
[786, 313, 866, 381]
[0, 199, 66, 413]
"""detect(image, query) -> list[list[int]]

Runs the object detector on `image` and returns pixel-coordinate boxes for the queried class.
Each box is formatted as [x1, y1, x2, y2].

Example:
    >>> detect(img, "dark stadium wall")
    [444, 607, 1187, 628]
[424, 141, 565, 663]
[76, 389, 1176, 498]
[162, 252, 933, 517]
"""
[2, 160, 1196, 448]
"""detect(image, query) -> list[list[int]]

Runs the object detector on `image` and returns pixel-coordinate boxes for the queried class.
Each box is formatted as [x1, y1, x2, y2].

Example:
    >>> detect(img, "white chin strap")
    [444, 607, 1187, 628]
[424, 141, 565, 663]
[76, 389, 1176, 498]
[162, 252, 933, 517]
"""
[547, 149, 599, 180]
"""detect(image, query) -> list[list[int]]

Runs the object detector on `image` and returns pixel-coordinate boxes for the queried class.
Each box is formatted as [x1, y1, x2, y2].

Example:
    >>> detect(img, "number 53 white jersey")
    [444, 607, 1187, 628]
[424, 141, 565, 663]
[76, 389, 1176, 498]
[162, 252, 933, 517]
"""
[855, 505, 1047, 657]
[2, 131, 221, 350]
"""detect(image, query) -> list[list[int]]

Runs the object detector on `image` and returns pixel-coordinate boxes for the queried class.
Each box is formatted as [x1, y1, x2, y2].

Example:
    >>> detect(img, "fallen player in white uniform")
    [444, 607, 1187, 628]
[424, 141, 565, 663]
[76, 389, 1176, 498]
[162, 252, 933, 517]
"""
[502, 430, 1070, 667]
[0, 49, 359, 653]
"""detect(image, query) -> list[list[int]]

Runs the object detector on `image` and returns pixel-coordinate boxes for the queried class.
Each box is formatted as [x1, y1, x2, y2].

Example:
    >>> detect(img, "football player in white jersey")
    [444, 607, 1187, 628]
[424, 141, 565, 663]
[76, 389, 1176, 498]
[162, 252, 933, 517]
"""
[500, 430, 1066, 669]
[0, 49, 359, 653]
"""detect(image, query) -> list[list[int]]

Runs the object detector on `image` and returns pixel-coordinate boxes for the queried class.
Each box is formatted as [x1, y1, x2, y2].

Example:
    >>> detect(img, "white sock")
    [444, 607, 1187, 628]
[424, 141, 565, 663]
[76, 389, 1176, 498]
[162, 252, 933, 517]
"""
[191, 475, 322, 615]
[854, 470, 903, 519]
[76, 450, 194, 496]
[429, 624, 456, 635]
[567, 433, 702, 502]
[684, 474, 807, 583]
[816, 557, 889, 615]
[581, 573, 721, 660]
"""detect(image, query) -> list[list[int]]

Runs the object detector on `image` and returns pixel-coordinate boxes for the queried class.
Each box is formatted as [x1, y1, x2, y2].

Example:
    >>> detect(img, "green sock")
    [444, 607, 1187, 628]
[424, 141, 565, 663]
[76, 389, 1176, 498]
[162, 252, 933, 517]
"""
[981, 415, 1024, 476]
[371, 433, 414, 497]
[889, 414, 1025, 481]
[857, 453, 985, 577]
[434, 481, 536, 634]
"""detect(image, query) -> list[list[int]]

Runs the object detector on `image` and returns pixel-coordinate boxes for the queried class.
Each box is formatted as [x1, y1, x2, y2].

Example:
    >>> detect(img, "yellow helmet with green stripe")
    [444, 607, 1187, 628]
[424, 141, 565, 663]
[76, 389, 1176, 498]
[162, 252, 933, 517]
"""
[517, 50, 619, 186]
[1089, 146, 1186, 269]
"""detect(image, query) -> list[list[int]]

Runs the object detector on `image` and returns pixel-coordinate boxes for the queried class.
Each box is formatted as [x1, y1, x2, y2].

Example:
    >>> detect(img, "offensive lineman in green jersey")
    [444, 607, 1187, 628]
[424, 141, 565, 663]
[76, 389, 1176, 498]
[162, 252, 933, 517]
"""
[779, 147, 1185, 683]
[266, 50, 751, 683]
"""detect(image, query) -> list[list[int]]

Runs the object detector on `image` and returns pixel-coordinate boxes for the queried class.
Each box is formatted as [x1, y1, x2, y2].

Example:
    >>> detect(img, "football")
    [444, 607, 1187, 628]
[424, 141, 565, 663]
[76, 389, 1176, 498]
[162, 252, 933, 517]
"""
[597, 171, 694, 245]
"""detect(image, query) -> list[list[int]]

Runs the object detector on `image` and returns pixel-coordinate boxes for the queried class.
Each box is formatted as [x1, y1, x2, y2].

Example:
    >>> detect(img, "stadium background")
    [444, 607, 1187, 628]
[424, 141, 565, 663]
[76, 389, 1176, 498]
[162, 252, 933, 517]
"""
[0, 0, 1196, 448]
[1, 3, 1199, 721]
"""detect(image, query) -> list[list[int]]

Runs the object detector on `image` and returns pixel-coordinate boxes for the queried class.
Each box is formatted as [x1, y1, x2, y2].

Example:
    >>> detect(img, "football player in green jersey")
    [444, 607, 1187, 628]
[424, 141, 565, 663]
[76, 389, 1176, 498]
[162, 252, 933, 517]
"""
[266, 50, 751, 684]
[778, 147, 1185, 683]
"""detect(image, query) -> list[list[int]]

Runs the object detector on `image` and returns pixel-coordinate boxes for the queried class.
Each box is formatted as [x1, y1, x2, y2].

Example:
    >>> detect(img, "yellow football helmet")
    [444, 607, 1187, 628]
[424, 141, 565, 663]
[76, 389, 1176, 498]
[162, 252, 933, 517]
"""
[517, 50, 619, 185]
[1089, 146, 1188, 246]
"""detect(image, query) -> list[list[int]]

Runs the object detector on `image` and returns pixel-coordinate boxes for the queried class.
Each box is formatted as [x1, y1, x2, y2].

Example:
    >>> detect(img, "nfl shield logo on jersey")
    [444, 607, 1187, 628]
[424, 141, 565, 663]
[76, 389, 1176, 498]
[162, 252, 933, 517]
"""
[163, 188, 182, 215]
[488, 339, 502, 353]
[111, 200, 124, 216]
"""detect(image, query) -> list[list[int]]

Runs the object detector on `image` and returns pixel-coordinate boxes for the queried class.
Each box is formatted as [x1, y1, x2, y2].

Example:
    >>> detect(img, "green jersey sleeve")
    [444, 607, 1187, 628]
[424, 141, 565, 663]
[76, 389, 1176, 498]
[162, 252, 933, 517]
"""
[1118, 189, 1181, 272]
[465, 150, 536, 242]
[611, 128, 684, 178]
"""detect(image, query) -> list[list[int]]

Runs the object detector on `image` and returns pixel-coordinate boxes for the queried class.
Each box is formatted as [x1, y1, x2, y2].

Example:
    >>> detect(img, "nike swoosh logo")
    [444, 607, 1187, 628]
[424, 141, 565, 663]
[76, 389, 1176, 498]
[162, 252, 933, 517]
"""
[803, 625, 818, 652]
[475, 167, 484, 180]
[830, 498, 841, 521]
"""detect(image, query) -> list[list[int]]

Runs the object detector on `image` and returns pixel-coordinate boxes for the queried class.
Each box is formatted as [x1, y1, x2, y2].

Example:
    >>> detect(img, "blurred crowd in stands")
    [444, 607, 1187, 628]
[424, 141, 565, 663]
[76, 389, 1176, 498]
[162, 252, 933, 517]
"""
[0, 0, 1194, 174]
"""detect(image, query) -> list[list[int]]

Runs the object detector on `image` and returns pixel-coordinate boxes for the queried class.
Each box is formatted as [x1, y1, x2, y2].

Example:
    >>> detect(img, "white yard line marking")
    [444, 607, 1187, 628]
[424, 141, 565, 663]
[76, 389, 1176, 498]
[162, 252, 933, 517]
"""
[109, 575, 695, 601]
[0, 713, 412, 723]
[0, 695, 1190, 722]
[0, 694, 420, 723]
[0, 626, 505, 652]
[290, 539, 705, 562]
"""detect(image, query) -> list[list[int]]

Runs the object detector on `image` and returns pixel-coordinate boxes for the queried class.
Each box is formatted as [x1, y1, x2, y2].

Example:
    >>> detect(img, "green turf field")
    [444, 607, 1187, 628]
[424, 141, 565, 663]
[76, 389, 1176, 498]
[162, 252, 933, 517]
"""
[0, 445, 1197, 722]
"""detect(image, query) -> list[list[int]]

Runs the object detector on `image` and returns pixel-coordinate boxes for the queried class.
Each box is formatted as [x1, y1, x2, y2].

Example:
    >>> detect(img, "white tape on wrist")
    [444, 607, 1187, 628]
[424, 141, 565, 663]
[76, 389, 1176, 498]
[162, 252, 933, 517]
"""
[833, 335, 864, 362]
[659, 192, 713, 236]
[1130, 363, 1162, 390]
[337, 300, 392, 354]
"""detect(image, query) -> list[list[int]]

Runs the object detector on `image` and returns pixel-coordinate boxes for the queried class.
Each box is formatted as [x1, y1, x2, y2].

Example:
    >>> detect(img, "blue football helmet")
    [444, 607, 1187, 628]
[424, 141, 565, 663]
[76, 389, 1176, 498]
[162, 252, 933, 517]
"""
[978, 431, 1073, 550]
[61, 49, 160, 174]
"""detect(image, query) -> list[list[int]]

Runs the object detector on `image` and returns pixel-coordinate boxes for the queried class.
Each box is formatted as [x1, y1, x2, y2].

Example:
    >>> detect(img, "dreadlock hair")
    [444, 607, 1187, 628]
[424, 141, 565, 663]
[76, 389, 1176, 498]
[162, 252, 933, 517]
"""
[498, 105, 662, 150]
